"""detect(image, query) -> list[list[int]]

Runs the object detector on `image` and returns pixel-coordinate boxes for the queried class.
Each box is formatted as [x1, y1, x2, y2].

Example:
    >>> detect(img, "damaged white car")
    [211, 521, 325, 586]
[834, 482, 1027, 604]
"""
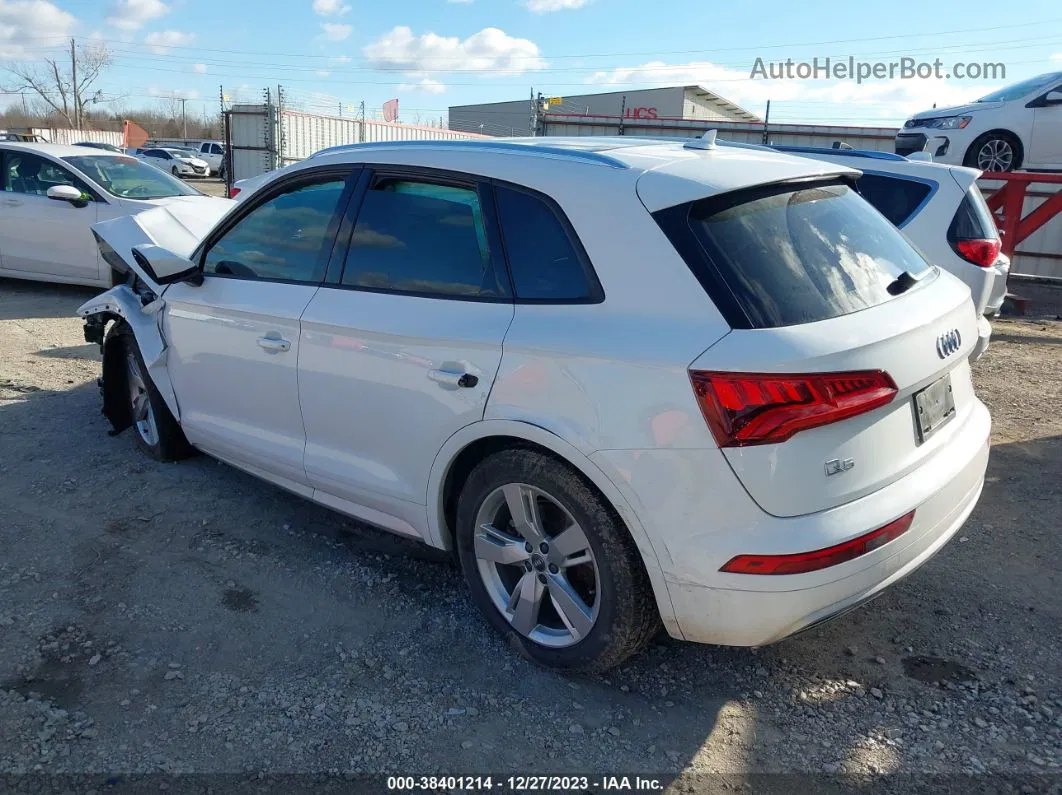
[79, 139, 989, 672]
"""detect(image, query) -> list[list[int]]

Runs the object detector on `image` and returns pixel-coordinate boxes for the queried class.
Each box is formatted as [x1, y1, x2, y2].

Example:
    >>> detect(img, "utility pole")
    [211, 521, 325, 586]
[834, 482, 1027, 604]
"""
[762, 99, 771, 145]
[179, 97, 187, 138]
[358, 100, 365, 122]
[70, 38, 79, 129]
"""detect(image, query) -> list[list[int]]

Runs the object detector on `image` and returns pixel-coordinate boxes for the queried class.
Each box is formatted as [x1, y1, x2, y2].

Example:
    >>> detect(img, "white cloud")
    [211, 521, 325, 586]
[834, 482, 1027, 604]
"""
[106, 0, 168, 32]
[1051, 53, 1062, 61]
[193, 62, 207, 73]
[312, 0, 350, 15]
[587, 59, 998, 125]
[398, 77, 446, 94]
[363, 26, 545, 76]
[0, 0, 78, 57]
[320, 21, 351, 41]
[144, 29, 195, 53]
[527, 0, 589, 11]
[330, 54, 352, 64]
[316, 69, 330, 77]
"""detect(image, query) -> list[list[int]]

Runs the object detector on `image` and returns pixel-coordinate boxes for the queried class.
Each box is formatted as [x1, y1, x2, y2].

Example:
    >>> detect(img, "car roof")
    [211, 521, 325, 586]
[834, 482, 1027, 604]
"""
[0, 141, 128, 158]
[755, 143, 980, 189]
[305, 135, 857, 211]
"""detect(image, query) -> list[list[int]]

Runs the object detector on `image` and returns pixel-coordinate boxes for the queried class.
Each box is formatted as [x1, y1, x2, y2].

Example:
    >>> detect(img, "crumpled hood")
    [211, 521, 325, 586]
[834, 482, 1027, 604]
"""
[93, 196, 234, 264]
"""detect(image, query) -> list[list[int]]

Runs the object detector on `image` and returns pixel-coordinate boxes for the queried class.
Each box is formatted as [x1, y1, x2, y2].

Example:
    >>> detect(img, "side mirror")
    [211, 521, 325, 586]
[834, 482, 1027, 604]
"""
[131, 244, 202, 286]
[47, 184, 89, 207]
[1046, 90, 1062, 105]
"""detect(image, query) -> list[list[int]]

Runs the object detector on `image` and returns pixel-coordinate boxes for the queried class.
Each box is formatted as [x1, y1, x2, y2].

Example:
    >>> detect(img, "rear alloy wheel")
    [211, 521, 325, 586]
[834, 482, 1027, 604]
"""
[456, 449, 660, 672]
[966, 132, 1023, 172]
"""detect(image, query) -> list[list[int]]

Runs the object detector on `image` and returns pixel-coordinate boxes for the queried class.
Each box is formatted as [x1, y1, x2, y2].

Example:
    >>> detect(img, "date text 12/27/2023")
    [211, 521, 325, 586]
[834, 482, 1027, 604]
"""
[386, 775, 665, 791]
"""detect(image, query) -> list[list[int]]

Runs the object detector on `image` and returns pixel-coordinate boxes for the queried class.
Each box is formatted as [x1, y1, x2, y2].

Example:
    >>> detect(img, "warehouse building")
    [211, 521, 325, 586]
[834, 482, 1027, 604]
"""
[449, 85, 761, 137]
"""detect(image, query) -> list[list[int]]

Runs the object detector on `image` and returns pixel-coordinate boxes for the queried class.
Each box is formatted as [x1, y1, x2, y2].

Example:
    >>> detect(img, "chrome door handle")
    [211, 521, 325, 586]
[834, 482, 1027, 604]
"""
[257, 335, 291, 353]
[428, 369, 478, 388]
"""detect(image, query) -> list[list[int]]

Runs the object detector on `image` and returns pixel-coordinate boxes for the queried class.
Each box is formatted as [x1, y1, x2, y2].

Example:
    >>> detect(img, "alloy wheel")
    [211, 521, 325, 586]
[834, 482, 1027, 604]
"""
[126, 351, 159, 447]
[976, 138, 1014, 172]
[473, 483, 600, 648]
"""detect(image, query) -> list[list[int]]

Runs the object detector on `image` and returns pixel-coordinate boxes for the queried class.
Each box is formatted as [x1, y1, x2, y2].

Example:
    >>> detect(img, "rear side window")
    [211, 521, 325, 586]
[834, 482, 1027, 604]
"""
[855, 173, 933, 227]
[657, 180, 934, 329]
[494, 185, 597, 302]
[341, 179, 509, 299]
[948, 187, 999, 241]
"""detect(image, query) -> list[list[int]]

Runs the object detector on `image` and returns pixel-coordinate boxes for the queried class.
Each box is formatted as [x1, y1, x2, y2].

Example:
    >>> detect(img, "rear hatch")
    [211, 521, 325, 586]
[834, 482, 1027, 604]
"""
[649, 176, 982, 517]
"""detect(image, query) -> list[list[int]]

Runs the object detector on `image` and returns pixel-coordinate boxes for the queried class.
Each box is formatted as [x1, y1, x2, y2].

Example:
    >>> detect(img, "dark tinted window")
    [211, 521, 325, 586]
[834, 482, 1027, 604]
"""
[341, 179, 508, 298]
[677, 180, 934, 328]
[856, 173, 933, 226]
[495, 186, 593, 301]
[948, 186, 999, 241]
[203, 178, 346, 282]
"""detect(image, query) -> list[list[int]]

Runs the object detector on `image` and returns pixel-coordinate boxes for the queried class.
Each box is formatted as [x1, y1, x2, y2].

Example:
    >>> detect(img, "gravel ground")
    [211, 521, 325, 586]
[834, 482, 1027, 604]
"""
[1, 278, 1061, 792]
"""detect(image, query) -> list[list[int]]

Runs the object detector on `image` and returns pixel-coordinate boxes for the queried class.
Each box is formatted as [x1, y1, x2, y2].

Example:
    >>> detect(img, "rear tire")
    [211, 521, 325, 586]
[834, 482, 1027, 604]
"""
[111, 324, 194, 462]
[455, 448, 660, 672]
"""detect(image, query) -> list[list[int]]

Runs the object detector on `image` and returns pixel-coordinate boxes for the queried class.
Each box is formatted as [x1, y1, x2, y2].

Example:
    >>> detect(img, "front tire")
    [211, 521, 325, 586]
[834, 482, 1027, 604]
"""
[112, 324, 194, 462]
[456, 448, 660, 672]
[171, 165, 180, 177]
[965, 131, 1023, 172]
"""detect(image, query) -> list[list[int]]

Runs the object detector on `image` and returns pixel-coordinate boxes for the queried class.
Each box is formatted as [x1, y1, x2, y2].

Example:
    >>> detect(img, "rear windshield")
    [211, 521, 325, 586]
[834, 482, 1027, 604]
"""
[948, 187, 999, 242]
[855, 173, 933, 227]
[655, 179, 935, 329]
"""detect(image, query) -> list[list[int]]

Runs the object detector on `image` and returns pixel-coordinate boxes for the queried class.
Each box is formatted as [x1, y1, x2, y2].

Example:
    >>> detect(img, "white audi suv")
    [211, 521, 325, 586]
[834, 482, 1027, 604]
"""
[79, 136, 991, 671]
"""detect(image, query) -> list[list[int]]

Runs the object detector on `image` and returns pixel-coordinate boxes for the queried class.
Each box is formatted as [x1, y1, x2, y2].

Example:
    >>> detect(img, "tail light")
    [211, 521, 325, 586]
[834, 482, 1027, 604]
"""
[228, 187, 241, 198]
[689, 369, 898, 447]
[952, 238, 1001, 268]
[720, 511, 916, 575]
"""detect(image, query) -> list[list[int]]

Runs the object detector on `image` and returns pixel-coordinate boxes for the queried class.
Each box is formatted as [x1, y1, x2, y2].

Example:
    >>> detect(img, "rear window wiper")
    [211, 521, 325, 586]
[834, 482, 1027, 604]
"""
[886, 270, 922, 295]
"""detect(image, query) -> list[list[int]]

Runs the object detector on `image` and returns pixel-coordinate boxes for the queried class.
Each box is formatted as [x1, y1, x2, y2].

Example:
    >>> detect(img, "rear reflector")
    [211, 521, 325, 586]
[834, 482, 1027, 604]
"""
[228, 187, 241, 198]
[689, 369, 898, 447]
[952, 238, 1001, 268]
[720, 511, 916, 575]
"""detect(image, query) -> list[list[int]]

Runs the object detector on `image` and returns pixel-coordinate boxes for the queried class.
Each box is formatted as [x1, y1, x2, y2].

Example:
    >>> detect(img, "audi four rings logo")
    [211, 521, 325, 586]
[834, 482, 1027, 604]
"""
[936, 329, 962, 358]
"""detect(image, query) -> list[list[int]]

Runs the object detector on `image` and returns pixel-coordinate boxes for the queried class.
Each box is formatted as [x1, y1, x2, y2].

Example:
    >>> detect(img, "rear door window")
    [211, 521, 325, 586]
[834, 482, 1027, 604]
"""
[656, 180, 935, 329]
[855, 173, 933, 227]
[340, 177, 509, 299]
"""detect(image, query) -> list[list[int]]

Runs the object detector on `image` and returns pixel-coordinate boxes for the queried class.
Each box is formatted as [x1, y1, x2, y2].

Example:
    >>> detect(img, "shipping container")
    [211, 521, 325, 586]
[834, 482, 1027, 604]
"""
[33, 128, 125, 147]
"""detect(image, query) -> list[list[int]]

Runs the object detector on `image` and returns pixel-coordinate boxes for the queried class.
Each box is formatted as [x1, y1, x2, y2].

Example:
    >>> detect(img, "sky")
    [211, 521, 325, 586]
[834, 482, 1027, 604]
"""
[1, 0, 1062, 130]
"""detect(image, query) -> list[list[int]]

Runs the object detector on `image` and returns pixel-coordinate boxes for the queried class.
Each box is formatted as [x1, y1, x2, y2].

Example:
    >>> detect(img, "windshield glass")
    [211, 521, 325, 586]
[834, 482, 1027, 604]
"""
[976, 73, 1061, 102]
[63, 155, 200, 199]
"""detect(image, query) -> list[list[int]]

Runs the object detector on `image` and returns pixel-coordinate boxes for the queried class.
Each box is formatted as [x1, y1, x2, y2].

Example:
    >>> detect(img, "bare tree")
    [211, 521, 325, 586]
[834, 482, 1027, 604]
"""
[3, 42, 113, 129]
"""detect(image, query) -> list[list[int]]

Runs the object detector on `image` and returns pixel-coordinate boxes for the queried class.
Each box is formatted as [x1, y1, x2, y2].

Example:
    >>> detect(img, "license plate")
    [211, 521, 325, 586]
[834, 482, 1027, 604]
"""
[913, 373, 955, 443]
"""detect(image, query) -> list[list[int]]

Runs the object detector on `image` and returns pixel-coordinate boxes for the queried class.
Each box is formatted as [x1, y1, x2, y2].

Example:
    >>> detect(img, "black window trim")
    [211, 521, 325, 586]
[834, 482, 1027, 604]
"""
[192, 164, 361, 287]
[324, 164, 515, 305]
[487, 178, 605, 305]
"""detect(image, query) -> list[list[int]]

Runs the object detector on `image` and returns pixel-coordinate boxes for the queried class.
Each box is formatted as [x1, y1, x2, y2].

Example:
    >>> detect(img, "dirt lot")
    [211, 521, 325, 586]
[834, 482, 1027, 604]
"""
[1, 277, 1061, 791]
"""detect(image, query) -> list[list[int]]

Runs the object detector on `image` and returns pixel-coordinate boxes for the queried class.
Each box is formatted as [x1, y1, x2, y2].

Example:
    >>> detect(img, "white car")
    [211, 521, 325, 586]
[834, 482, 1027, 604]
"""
[79, 136, 990, 671]
[766, 146, 1008, 356]
[138, 147, 210, 178]
[896, 71, 1062, 172]
[0, 142, 231, 288]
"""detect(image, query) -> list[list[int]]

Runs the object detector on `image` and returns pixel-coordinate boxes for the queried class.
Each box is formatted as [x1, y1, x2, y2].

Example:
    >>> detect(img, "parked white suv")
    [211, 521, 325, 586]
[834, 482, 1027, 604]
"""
[896, 71, 1062, 172]
[79, 137, 990, 671]
[765, 146, 1007, 357]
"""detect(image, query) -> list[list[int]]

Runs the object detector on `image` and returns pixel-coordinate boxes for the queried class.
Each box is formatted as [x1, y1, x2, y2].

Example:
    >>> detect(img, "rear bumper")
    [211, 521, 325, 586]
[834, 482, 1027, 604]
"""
[592, 399, 991, 647]
[984, 256, 1010, 317]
